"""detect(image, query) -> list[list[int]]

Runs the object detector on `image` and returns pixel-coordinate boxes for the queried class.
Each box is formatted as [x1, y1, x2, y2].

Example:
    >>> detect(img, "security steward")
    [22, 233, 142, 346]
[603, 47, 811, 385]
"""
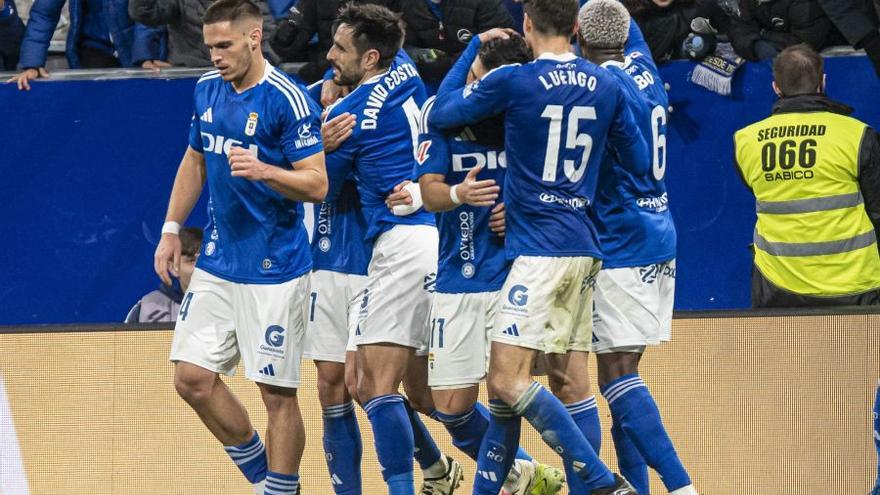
[734, 44, 880, 307]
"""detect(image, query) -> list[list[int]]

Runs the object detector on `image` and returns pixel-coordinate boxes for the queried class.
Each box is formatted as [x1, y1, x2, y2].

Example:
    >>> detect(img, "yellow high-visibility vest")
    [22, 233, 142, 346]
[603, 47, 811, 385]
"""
[735, 110, 880, 296]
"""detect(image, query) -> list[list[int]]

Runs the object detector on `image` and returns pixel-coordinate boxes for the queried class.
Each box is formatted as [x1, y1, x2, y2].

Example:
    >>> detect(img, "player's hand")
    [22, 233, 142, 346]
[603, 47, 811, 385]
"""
[386, 180, 413, 209]
[154, 233, 182, 286]
[228, 146, 269, 181]
[321, 112, 356, 153]
[478, 28, 518, 44]
[141, 60, 172, 71]
[489, 202, 505, 237]
[8, 67, 49, 91]
[321, 79, 350, 107]
[455, 166, 499, 207]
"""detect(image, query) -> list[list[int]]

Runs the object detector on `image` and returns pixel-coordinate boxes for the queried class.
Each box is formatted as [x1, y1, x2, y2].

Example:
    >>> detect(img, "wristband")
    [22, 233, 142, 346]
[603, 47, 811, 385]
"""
[449, 184, 462, 205]
[161, 221, 181, 235]
[392, 182, 424, 216]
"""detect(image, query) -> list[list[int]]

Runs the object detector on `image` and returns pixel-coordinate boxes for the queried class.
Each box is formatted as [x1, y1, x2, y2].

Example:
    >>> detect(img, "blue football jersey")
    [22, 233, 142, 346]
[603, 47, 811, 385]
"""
[311, 179, 372, 276]
[416, 96, 509, 293]
[592, 20, 676, 268]
[324, 50, 435, 241]
[187, 62, 323, 283]
[429, 40, 649, 260]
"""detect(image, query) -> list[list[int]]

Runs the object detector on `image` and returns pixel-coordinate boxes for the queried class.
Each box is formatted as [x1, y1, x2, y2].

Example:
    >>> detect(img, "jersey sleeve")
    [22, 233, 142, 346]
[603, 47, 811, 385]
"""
[437, 37, 481, 96]
[415, 98, 451, 179]
[625, 19, 658, 72]
[188, 88, 203, 153]
[276, 84, 324, 164]
[428, 64, 517, 131]
[608, 85, 650, 176]
[322, 104, 358, 203]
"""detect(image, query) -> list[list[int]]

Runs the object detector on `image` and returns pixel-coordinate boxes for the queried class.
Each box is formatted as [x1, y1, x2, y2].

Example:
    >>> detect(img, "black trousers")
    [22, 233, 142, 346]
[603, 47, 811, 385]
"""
[78, 44, 121, 69]
[751, 265, 880, 308]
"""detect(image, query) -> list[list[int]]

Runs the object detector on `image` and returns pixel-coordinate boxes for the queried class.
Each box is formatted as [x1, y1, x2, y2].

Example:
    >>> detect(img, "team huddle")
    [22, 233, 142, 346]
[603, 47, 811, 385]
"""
[153, 0, 699, 494]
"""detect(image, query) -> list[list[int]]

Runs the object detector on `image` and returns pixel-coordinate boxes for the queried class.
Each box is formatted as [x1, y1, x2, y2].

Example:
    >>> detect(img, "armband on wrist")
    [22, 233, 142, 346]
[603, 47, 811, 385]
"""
[449, 184, 462, 205]
[161, 221, 181, 235]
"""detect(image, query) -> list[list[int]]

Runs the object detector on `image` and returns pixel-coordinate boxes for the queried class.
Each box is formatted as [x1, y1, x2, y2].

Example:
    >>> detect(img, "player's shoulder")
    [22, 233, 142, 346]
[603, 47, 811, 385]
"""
[196, 69, 222, 86]
[263, 64, 315, 121]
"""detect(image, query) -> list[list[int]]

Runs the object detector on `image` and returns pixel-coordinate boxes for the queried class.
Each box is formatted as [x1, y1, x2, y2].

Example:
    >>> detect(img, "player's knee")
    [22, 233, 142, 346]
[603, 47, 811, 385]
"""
[173, 368, 216, 407]
[596, 352, 641, 387]
[259, 384, 298, 415]
[407, 393, 435, 416]
[487, 373, 521, 405]
[317, 372, 348, 407]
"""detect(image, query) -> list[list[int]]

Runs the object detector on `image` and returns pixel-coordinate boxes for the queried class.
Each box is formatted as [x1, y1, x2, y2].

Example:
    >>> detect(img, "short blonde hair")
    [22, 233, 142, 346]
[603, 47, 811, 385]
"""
[578, 0, 630, 49]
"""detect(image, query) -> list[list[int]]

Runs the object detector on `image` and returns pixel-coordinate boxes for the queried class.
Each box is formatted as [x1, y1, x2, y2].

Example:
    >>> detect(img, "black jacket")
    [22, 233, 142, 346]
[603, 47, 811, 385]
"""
[400, 0, 513, 84]
[129, 0, 279, 67]
[770, 95, 880, 236]
[817, 0, 880, 76]
[728, 0, 834, 60]
[270, 0, 400, 82]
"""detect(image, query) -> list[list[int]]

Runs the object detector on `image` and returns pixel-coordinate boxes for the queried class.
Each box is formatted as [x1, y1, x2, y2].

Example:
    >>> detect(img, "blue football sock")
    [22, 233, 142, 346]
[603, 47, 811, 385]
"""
[473, 400, 522, 495]
[223, 431, 267, 484]
[602, 374, 691, 492]
[322, 401, 362, 495]
[564, 396, 602, 494]
[403, 400, 443, 471]
[433, 405, 488, 461]
[364, 394, 414, 494]
[264, 471, 299, 495]
[513, 382, 615, 491]
[874, 381, 879, 489]
[611, 420, 650, 495]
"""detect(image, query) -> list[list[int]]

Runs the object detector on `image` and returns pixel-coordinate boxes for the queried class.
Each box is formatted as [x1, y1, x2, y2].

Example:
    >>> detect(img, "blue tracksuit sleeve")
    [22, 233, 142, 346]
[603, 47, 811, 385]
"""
[428, 63, 515, 130]
[18, 0, 65, 68]
[608, 86, 650, 176]
[131, 24, 167, 65]
[436, 37, 482, 96]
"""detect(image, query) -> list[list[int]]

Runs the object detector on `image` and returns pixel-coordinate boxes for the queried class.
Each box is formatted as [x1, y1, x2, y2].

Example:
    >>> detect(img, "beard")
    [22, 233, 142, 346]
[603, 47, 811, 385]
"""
[332, 63, 363, 87]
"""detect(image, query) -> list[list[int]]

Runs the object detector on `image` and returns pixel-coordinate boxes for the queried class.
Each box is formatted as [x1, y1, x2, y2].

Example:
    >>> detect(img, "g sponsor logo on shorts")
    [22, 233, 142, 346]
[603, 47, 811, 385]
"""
[508, 284, 529, 306]
[259, 325, 286, 358]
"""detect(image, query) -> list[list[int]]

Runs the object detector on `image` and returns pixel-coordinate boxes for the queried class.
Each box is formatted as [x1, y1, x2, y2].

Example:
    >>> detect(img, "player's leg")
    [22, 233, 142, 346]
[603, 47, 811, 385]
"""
[490, 256, 620, 493]
[238, 273, 311, 495]
[594, 261, 695, 495]
[357, 343, 417, 495]
[169, 268, 267, 491]
[305, 270, 363, 494]
[545, 351, 602, 494]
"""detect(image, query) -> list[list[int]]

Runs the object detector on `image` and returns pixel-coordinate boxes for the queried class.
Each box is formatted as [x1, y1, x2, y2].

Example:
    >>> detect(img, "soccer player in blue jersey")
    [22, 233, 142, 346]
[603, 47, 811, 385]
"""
[153, 1, 326, 494]
[417, 34, 566, 495]
[578, 3, 697, 494]
[323, 5, 460, 495]
[428, 0, 648, 493]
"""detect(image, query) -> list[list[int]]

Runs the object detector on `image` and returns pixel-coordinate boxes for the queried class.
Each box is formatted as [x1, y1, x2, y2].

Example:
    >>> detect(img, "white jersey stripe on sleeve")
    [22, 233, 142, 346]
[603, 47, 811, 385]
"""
[268, 71, 310, 120]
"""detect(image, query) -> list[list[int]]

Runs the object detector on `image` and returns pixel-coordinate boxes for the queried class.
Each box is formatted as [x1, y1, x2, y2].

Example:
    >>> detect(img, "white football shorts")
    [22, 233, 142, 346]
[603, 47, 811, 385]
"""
[352, 225, 439, 354]
[493, 256, 600, 354]
[303, 269, 367, 363]
[427, 290, 499, 389]
[170, 268, 310, 388]
[592, 260, 675, 354]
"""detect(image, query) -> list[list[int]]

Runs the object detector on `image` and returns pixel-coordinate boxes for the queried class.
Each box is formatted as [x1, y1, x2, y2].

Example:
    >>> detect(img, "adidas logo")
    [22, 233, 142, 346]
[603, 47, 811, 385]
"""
[200, 107, 213, 123]
[477, 470, 498, 482]
[258, 363, 276, 376]
[501, 324, 519, 337]
[330, 474, 343, 486]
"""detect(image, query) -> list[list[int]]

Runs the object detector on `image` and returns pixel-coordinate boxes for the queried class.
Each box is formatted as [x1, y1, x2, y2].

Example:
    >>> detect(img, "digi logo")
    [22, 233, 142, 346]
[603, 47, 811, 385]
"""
[452, 150, 506, 172]
[264, 325, 285, 347]
[507, 285, 529, 306]
[201, 132, 259, 157]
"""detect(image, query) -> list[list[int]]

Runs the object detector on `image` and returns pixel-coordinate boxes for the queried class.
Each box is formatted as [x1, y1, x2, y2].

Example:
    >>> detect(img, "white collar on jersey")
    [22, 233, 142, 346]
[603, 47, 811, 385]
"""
[601, 56, 633, 70]
[535, 52, 578, 62]
[363, 68, 392, 85]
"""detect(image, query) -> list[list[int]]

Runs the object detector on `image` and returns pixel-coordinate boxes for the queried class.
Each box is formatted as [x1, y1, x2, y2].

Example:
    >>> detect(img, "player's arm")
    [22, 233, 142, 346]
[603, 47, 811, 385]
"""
[624, 18, 655, 66]
[436, 37, 482, 96]
[428, 64, 515, 131]
[608, 87, 650, 176]
[229, 148, 328, 202]
[154, 145, 206, 285]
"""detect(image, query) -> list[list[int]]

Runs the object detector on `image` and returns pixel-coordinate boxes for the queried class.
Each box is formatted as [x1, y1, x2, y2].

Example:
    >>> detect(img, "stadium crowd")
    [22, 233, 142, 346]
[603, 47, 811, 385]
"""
[3, 0, 880, 83]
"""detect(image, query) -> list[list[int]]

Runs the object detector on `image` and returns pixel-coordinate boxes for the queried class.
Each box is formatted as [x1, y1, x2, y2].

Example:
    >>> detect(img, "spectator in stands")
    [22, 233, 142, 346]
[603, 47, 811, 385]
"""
[734, 45, 880, 307]
[128, 0, 279, 67]
[621, 0, 732, 62]
[125, 226, 202, 323]
[727, 0, 839, 60]
[816, 0, 880, 77]
[7, 0, 164, 90]
[0, 0, 25, 70]
[270, 0, 400, 83]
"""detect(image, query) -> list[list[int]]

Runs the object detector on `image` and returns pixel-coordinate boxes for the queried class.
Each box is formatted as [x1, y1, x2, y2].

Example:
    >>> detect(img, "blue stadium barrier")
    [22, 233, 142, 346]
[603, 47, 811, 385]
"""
[0, 55, 878, 324]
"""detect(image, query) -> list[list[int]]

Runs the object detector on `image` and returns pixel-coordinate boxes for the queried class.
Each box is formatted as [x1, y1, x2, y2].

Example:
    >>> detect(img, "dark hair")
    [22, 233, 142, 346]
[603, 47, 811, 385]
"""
[523, 0, 579, 37]
[478, 37, 533, 72]
[336, 4, 404, 69]
[179, 227, 204, 258]
[203, 0, 262, 25]
[773, 44, 823, 97]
